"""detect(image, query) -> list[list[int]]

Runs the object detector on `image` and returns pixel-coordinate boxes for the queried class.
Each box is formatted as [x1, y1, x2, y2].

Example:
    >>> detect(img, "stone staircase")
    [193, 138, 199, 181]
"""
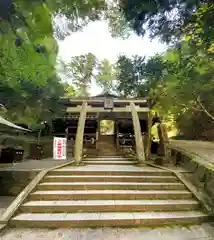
[9, 158, 209, 228]
[82, 156, 138, 165]
[97, 135, 119, 156]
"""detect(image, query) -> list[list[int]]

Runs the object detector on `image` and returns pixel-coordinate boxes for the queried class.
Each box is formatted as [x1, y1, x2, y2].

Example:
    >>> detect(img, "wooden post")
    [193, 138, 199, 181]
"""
[130, 102, 145, 164]
[157, 121, 169, 163]
[74, 101, 88, 164]
[146, 110, 152, 160]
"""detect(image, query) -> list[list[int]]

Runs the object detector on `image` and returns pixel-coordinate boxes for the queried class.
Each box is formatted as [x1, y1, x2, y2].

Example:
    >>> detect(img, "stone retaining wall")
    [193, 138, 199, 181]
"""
[169, 147, 214, 215]
[0, 170, 39, 196]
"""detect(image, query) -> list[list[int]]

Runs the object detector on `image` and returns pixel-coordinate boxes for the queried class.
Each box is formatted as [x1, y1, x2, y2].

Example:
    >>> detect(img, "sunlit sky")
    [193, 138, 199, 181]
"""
[58, 20, 166, 95]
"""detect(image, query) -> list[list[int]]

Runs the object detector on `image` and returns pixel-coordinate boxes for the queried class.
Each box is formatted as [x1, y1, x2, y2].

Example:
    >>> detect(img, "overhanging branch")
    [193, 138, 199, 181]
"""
[196, 96, 214, 121]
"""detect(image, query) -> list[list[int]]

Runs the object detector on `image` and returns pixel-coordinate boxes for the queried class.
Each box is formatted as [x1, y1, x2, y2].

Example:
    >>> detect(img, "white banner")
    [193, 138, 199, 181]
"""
[53, 137, 67, 160]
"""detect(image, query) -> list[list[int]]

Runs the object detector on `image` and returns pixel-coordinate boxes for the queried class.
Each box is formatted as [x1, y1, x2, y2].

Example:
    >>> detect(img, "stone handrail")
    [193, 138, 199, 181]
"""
[167, 143, 214, 170]
[166, 142, 214, 216]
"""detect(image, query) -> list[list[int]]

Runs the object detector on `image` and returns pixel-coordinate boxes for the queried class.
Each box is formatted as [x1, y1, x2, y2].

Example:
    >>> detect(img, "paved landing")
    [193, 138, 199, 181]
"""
[54, 164, 164, 172]
[0, 224, 214, 240]
[0, 196, 16, 217]
[170, 140, 214, 166]
[0, 159, 70, 171]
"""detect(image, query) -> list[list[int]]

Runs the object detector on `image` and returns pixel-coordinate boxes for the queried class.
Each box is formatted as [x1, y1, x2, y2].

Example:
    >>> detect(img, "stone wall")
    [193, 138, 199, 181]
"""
[169, 147, 214, 215]
[0, 170, 38, 196]
[41, 141, 53, 158]
[0, 135, 53, 160]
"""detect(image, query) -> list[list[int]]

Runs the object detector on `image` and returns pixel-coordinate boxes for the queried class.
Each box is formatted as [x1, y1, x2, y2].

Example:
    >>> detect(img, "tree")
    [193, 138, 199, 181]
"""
[0, 1, 66, 127]
[115, 54, 168, 102]
[147, 42, 214, 138]
[0, 0, 107, 40]
[0, 0, 121, 129]
[0, 75, 65, 127]
[112, 1, 214, 139]
[64, 53, 97, 97]
[105, 3, 131, 39]
[162, 42, 214, 116]
[116, 55, 147, 97]
[96, 59, 116, 92]
[115, 38, 214, 139]
[185, 4, 214, 52]
[51, 0, 106, 40]
[63, 83, 76, 98]
[112, 0, 213, 43]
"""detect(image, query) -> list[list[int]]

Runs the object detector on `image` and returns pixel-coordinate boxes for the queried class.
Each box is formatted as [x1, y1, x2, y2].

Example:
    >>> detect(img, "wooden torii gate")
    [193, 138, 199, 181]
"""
[65, 92, 151, 164]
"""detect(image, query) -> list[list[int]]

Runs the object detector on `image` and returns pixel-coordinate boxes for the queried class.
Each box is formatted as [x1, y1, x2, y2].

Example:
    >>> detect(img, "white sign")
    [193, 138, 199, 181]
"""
[53, 137, 67, 160]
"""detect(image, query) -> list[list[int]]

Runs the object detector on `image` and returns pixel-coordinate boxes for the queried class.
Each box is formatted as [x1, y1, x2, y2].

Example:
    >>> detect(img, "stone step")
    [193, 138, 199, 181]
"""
[29, 190, 193, 201]
[37, 182, 186, 191]
[10, 211, 209, 228]
[44, 175, 179, 183]
[84, 157, 133, 161]
[97, 154, 120, 157]
[82, 161, 137, 165]
[98, 150, 119, 153]
[20, 200, 199, 213]
[101, 151, 121, 153]
[50, 169, 173, 176]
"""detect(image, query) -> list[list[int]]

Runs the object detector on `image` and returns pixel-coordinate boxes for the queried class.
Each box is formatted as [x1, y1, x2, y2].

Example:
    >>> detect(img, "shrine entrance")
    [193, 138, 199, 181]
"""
[100, 120, 115, 135]
[98, 118, 117, 156]
[55, 91, 149, 162]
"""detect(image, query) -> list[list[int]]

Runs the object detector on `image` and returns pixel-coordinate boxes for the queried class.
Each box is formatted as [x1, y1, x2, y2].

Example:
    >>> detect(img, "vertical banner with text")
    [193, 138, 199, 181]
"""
[53, 137, 67, 160]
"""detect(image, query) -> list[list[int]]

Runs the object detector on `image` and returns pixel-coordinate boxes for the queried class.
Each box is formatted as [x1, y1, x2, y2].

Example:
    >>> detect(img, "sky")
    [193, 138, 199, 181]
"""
[58, 20, 166, 95]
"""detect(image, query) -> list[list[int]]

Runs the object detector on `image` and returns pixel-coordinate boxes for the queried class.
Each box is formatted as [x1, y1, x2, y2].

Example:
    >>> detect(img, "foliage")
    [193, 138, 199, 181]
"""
[185, 4, 214, 52]
[153, 42, 214, 138]
[115, 55, 147, 97]
[1, 0, 214, 141]
[115, 37, 214, 139]
[63, 82, 76, 98]
[0, 0, 111, 128]
[0, 75, 65, 127]
[51, 0, 106, 40]
[100, 120, 114, 134]
[63, 55, 117, 96]
[115, 54, 168, 103]
[105, 3, 131, 39]
[0, 1, 67, 127]
[0, 0, 106, 40]
[63, 53, 97, 97]
[115, 0, 213, 43]
[96, 59, 116, 92]
[161, 42, 214, 114]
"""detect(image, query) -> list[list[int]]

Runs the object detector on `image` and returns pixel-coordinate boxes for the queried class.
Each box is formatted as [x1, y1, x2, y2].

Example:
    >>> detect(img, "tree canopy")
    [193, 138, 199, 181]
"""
[105, 0, 214, 139]
[62, 54, 116, 96]
[96, 59, 116, 92]
[0, 0, 107, 127]
[116, 0, 214, 43]
[115, 38, 214, 139]
[1, 0, 214, 140]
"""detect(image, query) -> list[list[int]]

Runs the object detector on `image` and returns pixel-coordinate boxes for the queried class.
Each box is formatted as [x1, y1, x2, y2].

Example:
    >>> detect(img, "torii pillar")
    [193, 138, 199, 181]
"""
[74, 101, 88, 164]
[130, 102, 145, 164]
